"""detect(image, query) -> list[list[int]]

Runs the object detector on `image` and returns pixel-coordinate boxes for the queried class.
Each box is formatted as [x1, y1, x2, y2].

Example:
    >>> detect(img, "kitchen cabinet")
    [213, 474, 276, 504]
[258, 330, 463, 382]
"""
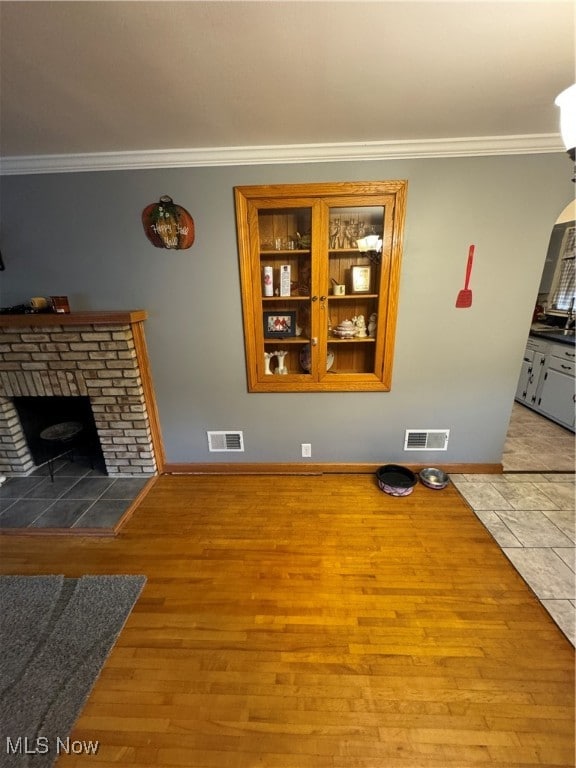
[234, 181, 408, 392]
[537, 345, 576, 429]
[515, 335, 575, 431]
[515, 355, 533, 402]
[515, 337, 547, 405]
[538, 368, 575, 428]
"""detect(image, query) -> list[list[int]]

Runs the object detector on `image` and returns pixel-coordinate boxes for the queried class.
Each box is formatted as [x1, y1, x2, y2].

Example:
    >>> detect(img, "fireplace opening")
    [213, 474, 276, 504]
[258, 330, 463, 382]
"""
[12, 396, 105, 472]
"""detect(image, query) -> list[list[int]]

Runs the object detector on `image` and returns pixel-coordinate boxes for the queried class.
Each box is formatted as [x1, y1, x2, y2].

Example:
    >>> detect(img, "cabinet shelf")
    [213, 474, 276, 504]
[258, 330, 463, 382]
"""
[235, 181, 408, 392]
[328, 294, 378, 300]
[260, 249, 310, 256]
[263, 296, 310, 301]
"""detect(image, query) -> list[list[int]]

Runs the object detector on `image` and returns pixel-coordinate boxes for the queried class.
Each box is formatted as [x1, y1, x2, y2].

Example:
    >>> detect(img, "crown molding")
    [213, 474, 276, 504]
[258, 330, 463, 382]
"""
[0, 133, 564, 176]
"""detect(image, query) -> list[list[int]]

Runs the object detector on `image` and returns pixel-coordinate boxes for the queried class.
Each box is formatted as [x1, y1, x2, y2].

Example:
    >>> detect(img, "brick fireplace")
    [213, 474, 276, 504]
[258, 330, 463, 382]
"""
[0, 311, 163, 476]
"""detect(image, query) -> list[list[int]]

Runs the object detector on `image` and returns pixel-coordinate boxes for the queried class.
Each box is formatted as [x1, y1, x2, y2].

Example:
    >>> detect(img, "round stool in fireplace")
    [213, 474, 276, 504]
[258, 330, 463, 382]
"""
[39, 421, 84, 482]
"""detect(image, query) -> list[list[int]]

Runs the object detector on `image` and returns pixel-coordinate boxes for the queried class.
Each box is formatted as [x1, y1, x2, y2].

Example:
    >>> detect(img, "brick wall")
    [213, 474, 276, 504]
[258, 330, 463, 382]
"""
[0, 323, 157, 476]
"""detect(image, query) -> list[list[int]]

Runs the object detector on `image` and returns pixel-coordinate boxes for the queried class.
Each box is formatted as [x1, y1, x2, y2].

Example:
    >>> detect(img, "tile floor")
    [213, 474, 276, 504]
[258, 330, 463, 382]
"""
[453, 401, 575, 645]
[503, 401, 575, 472]
[0, 457, 151, 531]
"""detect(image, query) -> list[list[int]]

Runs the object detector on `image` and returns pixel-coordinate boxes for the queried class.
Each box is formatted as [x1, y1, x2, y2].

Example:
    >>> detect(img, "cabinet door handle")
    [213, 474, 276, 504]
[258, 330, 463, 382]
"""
[311, 296, 318, 302]
[320, 296, 327, 302]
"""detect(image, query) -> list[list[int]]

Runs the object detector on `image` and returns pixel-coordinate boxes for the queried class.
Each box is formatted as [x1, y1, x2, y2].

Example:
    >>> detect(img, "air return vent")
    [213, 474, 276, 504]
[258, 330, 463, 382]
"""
[404, 429, 450, 451]
[207, 431, 244, 452]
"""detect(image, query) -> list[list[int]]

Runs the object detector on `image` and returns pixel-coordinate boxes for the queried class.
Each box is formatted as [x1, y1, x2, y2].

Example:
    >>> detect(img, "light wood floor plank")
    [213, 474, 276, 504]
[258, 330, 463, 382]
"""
[0, 474, 573, 767]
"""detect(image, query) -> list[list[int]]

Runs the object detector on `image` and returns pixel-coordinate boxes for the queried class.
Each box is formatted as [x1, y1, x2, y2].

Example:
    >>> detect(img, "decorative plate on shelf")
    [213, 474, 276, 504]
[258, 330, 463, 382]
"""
[299, 345, 335, 372]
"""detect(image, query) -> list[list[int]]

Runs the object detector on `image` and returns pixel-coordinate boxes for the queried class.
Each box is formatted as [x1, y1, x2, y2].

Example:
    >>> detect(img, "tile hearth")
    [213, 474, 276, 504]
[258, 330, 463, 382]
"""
[0, 457, 152, 531]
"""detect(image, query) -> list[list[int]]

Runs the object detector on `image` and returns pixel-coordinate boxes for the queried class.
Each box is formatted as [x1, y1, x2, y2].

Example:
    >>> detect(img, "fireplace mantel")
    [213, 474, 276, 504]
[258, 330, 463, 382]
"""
[0, 310, 147, 328]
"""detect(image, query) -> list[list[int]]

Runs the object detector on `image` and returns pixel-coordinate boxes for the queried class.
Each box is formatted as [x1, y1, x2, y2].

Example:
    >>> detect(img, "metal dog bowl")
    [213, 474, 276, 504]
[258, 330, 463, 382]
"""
[419, 467, 449, 490]
[376, 464, 417, 497]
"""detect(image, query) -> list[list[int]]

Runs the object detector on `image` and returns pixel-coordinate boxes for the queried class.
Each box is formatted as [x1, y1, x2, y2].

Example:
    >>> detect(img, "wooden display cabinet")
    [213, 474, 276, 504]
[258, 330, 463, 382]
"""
[234, 181, 407, 392]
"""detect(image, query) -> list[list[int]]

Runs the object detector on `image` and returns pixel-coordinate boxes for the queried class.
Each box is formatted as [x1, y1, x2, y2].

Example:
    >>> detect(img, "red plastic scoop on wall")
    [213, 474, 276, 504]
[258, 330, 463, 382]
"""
[455, 244, 475, 308]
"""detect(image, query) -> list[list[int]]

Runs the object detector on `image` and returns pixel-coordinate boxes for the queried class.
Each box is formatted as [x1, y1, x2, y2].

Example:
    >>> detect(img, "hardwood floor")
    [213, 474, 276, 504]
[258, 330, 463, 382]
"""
[1, 474, 574, 767]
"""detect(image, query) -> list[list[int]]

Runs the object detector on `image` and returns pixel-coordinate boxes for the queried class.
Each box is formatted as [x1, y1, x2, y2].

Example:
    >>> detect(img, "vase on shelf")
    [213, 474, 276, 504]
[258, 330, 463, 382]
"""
[274, 350, 288, 374]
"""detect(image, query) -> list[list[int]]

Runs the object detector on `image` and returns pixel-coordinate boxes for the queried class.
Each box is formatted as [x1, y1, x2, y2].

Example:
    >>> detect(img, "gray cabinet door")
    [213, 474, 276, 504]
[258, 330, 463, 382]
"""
[526, 353, 547, 405]
[515, 359, 533, 401]
[538, 369, 575, 429]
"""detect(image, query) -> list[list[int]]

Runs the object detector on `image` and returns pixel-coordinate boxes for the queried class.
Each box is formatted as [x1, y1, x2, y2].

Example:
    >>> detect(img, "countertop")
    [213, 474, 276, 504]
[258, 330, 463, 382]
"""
[529, 324, 576, 346]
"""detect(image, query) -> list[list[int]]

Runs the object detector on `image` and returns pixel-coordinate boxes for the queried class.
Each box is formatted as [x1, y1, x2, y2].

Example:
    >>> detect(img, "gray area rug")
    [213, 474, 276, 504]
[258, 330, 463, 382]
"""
[0, 574, 146, 767]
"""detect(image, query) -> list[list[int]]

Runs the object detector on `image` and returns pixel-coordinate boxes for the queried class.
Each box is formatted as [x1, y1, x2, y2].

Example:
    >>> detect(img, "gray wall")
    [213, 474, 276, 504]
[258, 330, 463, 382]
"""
[0, 154, 572, 466]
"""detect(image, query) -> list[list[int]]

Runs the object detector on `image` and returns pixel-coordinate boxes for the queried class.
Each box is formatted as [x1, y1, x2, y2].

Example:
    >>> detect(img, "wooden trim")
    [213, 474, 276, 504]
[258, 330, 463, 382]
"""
[235, 180, 409, 200]
[163, 462, 504, 475]
[0, 134, 562, 176]
[0, 527, 117, 537]
[0, 310, 147, 328]
[112, 476, 158, 532]
[132, 322, 166, 473]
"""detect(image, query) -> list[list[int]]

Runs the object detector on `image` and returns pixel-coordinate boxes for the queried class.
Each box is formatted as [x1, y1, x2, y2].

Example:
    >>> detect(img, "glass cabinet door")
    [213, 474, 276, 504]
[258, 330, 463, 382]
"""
[319, 198, 394, 386]
[254, 201, 317, 386]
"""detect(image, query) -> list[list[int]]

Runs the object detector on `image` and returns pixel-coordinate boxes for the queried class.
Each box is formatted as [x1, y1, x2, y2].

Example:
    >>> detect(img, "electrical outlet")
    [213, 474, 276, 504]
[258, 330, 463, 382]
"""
[301, 443, 312, 458]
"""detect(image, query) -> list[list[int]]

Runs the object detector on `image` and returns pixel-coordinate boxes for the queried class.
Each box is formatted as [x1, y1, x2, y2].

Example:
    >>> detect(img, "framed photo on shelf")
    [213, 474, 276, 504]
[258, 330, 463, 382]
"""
[350, 265, 372, 294]
[263, 311, 297, 338]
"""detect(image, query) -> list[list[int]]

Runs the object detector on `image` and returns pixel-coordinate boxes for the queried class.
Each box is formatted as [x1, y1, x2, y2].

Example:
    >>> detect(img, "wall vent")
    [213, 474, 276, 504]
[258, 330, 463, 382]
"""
[404, 429, 450, 451]
[207, 430, 244, 452]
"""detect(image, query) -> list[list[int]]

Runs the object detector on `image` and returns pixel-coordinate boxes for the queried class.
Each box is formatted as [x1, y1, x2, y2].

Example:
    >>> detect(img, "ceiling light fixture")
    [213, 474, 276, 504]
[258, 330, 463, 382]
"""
[555, 83, 576, 181]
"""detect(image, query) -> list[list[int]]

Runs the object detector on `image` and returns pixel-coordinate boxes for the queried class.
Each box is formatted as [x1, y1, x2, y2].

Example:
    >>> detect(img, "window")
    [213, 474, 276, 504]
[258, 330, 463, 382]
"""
[550, 225, 575, 311]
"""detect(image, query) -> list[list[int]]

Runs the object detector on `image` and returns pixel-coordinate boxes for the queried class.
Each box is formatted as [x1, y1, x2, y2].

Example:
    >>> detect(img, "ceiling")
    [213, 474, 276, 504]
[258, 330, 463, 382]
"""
[0, 1, 574, 171]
